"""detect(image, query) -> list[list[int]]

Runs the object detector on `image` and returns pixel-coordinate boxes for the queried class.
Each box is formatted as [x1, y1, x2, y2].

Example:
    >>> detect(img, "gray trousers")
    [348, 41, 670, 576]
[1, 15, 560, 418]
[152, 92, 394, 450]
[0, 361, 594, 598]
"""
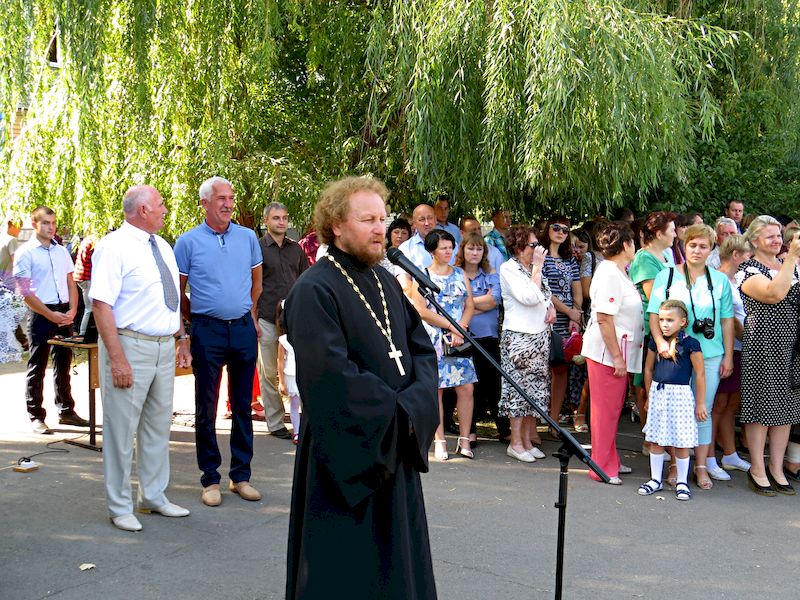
[257, 318, 286, 432]
[99, 335, 175, 517]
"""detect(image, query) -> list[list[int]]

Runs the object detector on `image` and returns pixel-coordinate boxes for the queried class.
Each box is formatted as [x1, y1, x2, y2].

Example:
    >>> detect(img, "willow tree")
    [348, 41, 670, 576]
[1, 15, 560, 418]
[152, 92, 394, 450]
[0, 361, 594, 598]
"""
[1, 0, 745, 233]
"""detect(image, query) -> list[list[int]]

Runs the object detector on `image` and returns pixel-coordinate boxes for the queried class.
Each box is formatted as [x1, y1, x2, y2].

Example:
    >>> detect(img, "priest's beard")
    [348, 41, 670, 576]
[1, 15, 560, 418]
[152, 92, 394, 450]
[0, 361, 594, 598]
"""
[335, 239, 384, 266]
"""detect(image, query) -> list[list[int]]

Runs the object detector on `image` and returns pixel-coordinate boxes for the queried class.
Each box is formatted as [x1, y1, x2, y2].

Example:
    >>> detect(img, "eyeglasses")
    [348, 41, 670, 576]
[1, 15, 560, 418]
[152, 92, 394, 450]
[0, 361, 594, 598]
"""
[550, 224, 570, 234]
[527, 242, 539, 248]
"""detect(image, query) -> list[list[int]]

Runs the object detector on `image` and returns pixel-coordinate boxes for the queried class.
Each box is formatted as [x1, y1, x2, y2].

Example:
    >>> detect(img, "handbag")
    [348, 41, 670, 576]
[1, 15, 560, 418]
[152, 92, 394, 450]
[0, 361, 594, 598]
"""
[442, 331, 474, 358]
[549, 328, 565, 366]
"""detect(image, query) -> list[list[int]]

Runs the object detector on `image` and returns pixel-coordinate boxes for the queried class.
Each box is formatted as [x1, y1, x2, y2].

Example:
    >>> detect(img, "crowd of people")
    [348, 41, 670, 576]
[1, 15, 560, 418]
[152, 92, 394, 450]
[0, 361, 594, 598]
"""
[387, 198, 800, 502]
[4, 193, 800, 501]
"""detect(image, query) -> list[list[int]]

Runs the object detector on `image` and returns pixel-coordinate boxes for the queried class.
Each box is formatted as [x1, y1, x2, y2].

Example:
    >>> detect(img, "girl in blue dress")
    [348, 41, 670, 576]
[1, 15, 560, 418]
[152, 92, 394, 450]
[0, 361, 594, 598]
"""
[640, 300, 706, 500]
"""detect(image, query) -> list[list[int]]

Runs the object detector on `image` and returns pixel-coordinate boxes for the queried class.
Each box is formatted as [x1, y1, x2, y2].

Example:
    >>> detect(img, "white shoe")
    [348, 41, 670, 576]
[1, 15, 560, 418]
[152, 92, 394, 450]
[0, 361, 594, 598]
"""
[607, 476, 623, 485]
[138, 502, 190, 517]
[619, 464, 633, 474]
[31, 419, 52, 435]
[433, 440, 449, 462]
[506, 445, 536, 463]
[721, 455, 751, 472]
[528, 446, 546, 459]
[111, 514, 143, 532]
[707, 465, 731, 481]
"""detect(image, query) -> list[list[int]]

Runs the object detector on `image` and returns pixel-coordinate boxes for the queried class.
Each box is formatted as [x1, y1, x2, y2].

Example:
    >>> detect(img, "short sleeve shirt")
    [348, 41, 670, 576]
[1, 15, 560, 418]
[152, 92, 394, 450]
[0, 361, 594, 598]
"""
[649, 334, 701, 385]
[647, 266, 734, 358]
[467, 270, 501, 338]
[542, 255, 580, 333]
[174, 221, 262, 320]
[13, 238, 74, 304]
[629, 249, 670, 335]
[582, 259, 645, 372]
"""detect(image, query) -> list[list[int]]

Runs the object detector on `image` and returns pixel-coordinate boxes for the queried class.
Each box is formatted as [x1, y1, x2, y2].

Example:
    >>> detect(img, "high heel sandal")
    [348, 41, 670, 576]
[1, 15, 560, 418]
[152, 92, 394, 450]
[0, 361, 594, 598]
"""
[433, 440, 449, 462]
[693, 465, 713, 490]
[455, 437, 474, 459]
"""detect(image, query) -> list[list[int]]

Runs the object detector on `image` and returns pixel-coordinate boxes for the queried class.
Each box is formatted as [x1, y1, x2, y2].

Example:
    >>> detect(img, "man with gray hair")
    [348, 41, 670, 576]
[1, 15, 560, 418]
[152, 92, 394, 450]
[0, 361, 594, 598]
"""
[90, 185, 192, 531]
[256, 201, 309, 440]
[174, 176, 264, 506]
[707, 216, 739, 269]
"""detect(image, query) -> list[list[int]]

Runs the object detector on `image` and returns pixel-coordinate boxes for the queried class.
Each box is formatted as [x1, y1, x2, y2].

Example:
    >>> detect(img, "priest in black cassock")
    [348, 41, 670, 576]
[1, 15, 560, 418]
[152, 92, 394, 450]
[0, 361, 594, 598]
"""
[284, 176, 439, 599]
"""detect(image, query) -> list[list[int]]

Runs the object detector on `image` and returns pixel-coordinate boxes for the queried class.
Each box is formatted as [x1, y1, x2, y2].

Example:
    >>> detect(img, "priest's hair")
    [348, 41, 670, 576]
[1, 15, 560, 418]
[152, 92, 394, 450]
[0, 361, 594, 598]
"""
[314, 176, 389, 245]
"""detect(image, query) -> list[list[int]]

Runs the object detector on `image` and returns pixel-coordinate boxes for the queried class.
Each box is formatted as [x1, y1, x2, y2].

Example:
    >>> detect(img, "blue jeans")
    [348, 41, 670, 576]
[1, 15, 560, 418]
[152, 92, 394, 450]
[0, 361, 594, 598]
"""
[190, 312, 258, 487]
[692, 354, 722, 446]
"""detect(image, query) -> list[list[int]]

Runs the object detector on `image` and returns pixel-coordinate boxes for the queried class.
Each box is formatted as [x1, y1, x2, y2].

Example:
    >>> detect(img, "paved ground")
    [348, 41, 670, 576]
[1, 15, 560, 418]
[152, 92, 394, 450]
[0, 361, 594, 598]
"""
[1, 358, 798, 600]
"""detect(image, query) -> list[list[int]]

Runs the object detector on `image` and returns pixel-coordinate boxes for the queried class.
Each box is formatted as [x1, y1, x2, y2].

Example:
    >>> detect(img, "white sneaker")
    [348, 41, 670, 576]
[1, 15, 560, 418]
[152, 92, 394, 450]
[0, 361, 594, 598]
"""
[707, 465, 731, 481]
[528, 446, 546, 459]
[111, 514, 143, 532]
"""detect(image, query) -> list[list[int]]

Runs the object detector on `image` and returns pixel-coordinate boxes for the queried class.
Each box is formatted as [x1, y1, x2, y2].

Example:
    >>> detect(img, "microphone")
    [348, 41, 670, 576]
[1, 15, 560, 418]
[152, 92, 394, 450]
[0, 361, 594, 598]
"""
[386, 248, 441, 293]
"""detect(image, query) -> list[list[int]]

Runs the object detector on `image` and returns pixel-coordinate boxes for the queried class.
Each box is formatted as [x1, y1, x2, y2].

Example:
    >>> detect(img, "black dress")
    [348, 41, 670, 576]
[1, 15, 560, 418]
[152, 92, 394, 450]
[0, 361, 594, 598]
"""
[284, 244, 439, 600]
[738, 258, 800, 426]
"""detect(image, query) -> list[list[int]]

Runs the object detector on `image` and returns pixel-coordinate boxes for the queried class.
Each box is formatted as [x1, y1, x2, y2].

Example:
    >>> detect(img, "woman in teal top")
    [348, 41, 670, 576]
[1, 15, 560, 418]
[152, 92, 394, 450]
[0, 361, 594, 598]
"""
[647, 224, 734, 491]
[628, 212, 677, 453]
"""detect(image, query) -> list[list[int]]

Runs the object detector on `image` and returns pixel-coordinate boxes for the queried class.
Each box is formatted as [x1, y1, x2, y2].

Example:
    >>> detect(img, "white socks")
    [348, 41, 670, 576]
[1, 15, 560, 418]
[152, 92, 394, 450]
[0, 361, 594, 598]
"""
[676, 457, 690, 485]
[721, 452, 751, 470]
[706, 456, 721, 471]
[650, 452, 665, 482]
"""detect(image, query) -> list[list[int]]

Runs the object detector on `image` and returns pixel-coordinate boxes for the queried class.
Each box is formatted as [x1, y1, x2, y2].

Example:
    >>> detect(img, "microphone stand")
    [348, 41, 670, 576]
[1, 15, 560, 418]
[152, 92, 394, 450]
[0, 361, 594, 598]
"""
[416, 283, 609, 600]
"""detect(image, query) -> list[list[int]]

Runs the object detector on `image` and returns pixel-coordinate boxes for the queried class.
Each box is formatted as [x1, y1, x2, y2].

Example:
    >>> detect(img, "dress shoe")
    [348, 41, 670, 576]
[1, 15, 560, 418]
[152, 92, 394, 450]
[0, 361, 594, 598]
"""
[111, 514, 143, 532]
[58, 412, 90, 427]
[747, 469, 776, 497]
[229, 480, 262, 501]
[138, 502, 190, 517]
[706, 465, 731, 481]
[766, 469, 796, 496]
[607, 476, 623, 485]
[506, 445, 536, 463]
[201, 484, 222, 506]
[31, 419, 52, 435]
[270, 427, 293, 440]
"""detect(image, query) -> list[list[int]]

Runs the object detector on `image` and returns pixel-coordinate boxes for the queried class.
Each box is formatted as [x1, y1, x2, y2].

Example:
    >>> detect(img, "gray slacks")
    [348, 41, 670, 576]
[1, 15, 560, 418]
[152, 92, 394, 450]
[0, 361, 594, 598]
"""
[99, 336, 175, 517]
[257, 318, 286, 432]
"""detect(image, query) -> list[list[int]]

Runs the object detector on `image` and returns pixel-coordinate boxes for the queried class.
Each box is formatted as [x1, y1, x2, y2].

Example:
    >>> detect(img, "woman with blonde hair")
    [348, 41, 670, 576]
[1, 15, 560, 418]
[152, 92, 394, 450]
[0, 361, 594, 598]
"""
[647, 224, 734, 490]
[736, 216, 800, 495]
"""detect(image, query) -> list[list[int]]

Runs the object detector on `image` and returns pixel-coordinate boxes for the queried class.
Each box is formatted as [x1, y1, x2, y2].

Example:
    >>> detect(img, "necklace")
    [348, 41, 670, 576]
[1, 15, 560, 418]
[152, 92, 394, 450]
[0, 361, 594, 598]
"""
[326, 254, 405, 376]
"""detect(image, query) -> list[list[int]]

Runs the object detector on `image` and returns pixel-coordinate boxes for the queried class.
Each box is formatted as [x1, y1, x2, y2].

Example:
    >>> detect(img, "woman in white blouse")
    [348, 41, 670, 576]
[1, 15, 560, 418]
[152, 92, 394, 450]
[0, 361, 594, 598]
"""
[582, 221, 644, 484]
[498, 226, 556, 462]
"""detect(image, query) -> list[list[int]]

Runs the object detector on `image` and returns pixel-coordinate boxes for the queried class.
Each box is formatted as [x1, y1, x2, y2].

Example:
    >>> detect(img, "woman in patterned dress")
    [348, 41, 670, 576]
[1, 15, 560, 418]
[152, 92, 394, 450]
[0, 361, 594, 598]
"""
[737, 216, 800, 496]
[498, 226, 556, 462]
[541, 217, 582, 424]
[411, 229, 477, 461]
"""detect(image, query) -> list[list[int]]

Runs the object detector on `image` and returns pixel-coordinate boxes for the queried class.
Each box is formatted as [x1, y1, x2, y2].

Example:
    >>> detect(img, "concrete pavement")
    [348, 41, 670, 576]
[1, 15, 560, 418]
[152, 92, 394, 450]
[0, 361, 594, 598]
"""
[1, 358, 797, 599]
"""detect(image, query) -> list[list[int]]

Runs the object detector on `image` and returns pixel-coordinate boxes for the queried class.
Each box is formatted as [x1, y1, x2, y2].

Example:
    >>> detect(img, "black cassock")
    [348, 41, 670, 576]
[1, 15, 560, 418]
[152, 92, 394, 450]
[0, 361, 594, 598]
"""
[284, 244, 439, 600]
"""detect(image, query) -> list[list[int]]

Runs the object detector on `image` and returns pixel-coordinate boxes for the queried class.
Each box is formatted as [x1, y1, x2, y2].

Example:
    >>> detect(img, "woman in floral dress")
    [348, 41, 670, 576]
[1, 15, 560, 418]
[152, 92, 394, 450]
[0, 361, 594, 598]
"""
[411, 229, 477, 462]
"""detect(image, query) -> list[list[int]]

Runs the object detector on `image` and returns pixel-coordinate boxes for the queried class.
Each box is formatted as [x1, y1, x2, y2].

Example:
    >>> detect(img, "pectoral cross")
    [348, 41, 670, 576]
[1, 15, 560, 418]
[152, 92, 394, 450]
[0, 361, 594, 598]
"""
[388, 343, 405, 376]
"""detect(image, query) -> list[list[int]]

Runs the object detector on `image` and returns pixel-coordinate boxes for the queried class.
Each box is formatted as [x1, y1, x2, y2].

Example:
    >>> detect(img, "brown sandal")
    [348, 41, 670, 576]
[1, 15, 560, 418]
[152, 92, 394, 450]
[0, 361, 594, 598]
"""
[694, 465, 713, 490]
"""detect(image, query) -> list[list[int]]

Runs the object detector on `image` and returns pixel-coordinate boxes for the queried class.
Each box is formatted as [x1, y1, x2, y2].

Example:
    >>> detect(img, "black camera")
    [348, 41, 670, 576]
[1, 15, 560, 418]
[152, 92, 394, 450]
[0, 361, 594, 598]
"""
[692, 318, 715, 339]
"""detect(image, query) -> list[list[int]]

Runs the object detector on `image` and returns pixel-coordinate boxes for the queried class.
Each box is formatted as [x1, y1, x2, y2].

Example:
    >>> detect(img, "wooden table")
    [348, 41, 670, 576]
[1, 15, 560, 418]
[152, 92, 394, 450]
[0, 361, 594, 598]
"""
[48, 339, 101, 451]
[48, 338, 193, 452]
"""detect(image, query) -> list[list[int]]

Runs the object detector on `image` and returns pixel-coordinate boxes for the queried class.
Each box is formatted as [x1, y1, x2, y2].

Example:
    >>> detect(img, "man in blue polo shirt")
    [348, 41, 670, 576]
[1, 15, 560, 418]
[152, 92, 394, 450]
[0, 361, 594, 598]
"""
[174, 176, 263, 507]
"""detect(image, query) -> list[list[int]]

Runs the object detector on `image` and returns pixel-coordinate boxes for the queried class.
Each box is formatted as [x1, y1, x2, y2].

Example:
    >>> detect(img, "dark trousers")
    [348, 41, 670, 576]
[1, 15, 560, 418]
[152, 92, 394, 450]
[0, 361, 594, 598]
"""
[26, 305, 74, 421]
[471, 336, 510, 439]
[190, 312, 258, 487]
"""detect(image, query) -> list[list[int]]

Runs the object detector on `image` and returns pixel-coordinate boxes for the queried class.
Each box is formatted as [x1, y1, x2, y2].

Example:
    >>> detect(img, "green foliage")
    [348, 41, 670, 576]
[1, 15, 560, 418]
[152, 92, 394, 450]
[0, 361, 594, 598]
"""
[0, 0, 797, 237]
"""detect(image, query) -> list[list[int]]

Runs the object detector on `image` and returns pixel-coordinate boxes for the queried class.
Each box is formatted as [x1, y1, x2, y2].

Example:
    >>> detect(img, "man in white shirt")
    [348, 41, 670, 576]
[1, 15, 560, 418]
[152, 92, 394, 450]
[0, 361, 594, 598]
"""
[14, 206, 88, 434]
[398, 203, 458, 271]
[90, 185, 192, 532]
[707, 217, 738, 269]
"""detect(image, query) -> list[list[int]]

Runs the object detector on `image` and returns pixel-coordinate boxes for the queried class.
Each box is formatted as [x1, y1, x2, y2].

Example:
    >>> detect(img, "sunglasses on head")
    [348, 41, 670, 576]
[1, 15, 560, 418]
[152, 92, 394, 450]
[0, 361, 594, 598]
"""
[550, 224, 570, 234]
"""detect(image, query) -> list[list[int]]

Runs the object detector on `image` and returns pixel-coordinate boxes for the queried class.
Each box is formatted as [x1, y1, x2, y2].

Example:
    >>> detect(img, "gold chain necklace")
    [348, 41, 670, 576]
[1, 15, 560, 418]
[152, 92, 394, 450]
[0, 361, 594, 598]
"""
[326, 254, 405, 376]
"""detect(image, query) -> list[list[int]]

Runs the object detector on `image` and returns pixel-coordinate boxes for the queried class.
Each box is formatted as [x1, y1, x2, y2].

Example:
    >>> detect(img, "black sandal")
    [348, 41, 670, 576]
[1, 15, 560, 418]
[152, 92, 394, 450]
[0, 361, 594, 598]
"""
[637, 479, 663, 496]
[675, 482, 692, 501]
